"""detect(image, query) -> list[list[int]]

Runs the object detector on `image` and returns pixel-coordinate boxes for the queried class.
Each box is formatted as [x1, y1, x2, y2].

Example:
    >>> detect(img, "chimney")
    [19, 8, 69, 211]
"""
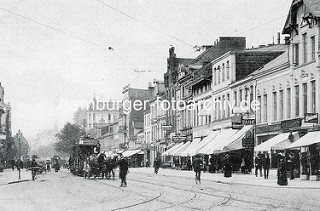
[277, 32, 281, 44]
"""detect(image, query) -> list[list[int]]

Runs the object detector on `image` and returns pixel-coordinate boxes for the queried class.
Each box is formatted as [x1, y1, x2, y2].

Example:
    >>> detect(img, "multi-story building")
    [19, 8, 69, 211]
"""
[164, 37, 247, 148]
[119, 85, 152, 150]
[0, 83, 13, 163]
[143, 108, 151, 165]
[86, 96, 120, 132]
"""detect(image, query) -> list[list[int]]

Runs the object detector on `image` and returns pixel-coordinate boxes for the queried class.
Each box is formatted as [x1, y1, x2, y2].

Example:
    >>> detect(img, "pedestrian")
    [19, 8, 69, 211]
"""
[255, 153, 262, 177]
[240, 158, 246, 174]
[117, 153, 129, 187]
[224, 154, 232, 178]
[11, 159, 15, 170]
[192, 154, 203, 184]
[277, 153, 288, 186]
[263, 153, 270, 179]
[154, 156, 161, 174]
[287, 153, 294, 180]
[187, 158, 192, 171]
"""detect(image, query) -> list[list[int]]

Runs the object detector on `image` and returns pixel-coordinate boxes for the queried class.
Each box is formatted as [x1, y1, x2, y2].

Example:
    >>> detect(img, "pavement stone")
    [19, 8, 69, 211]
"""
[130, 167, 320, 189]
[0, 169, 31, 185]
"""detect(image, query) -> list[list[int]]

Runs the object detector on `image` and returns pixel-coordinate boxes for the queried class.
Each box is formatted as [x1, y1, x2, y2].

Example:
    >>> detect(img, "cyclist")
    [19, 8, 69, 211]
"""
[192, 154, 203, 185]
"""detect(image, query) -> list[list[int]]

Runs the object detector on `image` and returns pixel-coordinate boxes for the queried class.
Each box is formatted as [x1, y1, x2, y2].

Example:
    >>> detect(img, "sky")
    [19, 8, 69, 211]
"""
[0, 0, 292, 140]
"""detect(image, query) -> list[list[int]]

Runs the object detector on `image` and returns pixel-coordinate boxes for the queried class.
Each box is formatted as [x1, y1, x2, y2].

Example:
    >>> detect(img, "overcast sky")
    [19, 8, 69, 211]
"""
[0, 0, 291, 140]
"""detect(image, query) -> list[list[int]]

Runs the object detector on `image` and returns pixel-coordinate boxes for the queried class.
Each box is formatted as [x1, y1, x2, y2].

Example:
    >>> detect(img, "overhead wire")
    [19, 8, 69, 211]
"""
[95, 0, 194, 48]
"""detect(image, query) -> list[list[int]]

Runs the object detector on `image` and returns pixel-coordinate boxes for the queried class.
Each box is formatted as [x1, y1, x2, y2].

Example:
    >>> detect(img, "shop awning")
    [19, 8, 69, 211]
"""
[192, 130, 221, 155]
[173, 141, 191, 156]
[180, 138, 201, 157]
[223, 125, 254, 151]
[254, 132, 298, 152]
[198, 129, 238, 155]
[162, 142, 184, 156]
[122, 149, 142, 157]
[167, 142, 186, 156]
[286, 131, 320, 149]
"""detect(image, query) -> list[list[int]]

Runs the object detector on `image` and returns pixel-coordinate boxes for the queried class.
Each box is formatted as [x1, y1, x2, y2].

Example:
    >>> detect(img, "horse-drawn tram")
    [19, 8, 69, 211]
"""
[69, 137, 97, 176]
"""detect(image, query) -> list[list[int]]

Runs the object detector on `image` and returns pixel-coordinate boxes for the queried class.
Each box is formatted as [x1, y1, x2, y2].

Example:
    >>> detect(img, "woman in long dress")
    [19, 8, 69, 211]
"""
[277, 154, 288, 186]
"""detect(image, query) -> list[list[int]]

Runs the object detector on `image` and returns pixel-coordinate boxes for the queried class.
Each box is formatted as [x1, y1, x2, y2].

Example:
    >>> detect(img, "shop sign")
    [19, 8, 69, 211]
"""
[172, 136, 186, 142]
[242, 118, 256, 125]
[281, 118, 302, 130]
[256, 123, 281, 133]
[161, 125, 173, 131]
[304, 113, 318, 123]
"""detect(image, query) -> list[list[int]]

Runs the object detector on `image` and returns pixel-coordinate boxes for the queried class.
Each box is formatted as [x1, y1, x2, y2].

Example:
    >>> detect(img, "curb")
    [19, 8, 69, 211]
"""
[8, 179, 30, 184]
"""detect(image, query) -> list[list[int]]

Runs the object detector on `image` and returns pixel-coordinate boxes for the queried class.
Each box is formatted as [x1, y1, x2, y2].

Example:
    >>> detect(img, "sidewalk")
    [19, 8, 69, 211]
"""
[0, 169, 31, 185]
[131, 167, 320, 189]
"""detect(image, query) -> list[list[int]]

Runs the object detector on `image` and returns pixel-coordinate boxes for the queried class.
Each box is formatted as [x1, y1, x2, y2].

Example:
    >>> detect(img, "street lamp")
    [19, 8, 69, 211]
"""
[16, 130, 21, 180]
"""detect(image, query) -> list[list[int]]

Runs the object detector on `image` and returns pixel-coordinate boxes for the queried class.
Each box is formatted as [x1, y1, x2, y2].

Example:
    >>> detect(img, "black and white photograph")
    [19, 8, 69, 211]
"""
[1, 0, 320, 210]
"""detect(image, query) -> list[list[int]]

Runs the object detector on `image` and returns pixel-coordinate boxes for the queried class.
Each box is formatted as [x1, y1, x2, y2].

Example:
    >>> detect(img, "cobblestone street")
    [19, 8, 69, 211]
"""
[1, 168, 320, 211]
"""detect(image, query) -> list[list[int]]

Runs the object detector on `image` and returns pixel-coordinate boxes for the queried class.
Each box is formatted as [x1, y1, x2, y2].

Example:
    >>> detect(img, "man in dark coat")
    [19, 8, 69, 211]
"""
[263, 153, 270, 179]
[192, 155, 203, 184]
[255, 153, 263, 177]
[154, 156, 161, 174]
[224, 154, 232, 178]
[118, 154, 129, 187]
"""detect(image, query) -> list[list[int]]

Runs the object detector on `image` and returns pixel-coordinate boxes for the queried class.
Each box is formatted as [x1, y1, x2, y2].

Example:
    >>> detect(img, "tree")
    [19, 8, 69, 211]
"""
[55, 122, 85, 155]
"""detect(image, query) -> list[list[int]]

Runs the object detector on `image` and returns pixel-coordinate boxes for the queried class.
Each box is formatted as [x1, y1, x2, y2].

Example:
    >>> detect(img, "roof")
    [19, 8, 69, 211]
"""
[251, 50, 289, 76]
[283, 0, 320, 34]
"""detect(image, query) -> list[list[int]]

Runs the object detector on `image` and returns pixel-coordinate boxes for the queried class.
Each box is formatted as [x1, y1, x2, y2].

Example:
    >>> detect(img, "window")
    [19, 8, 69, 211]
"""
[226, 61, 230, 80]
[222, 95, 225, 119]
[295, 85, 299, 117]
[303, 33, 307, 63]
[108, 114, 111, 121]
[279, 90, 284, 120]
[218, 97, 221, 119]
[222, 64, 225, 82]
[273, 92, 277, 121]
[93, 113, 96, 122]
[287, 88, 291, 118]
[245, 88, 249, 108]
[263, 94, 267, 122]
[226, 94, 230, 117]
[218, 66, 221, 84]
[239, 89, 243, 104]
[250, 86, 254, 112]
[294, 43, 299, 65]
[257, 96, 261, 123]
[303, 83, 308, 115]
[311, 80, 316, 113]
[311, 36, 316, 61]
[214, 68, 217, 86]
[234, 91, 237, 106]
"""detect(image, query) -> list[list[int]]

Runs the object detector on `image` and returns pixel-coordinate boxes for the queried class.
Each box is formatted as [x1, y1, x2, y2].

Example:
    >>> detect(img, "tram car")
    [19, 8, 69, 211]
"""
[69, 137, 97, 176]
